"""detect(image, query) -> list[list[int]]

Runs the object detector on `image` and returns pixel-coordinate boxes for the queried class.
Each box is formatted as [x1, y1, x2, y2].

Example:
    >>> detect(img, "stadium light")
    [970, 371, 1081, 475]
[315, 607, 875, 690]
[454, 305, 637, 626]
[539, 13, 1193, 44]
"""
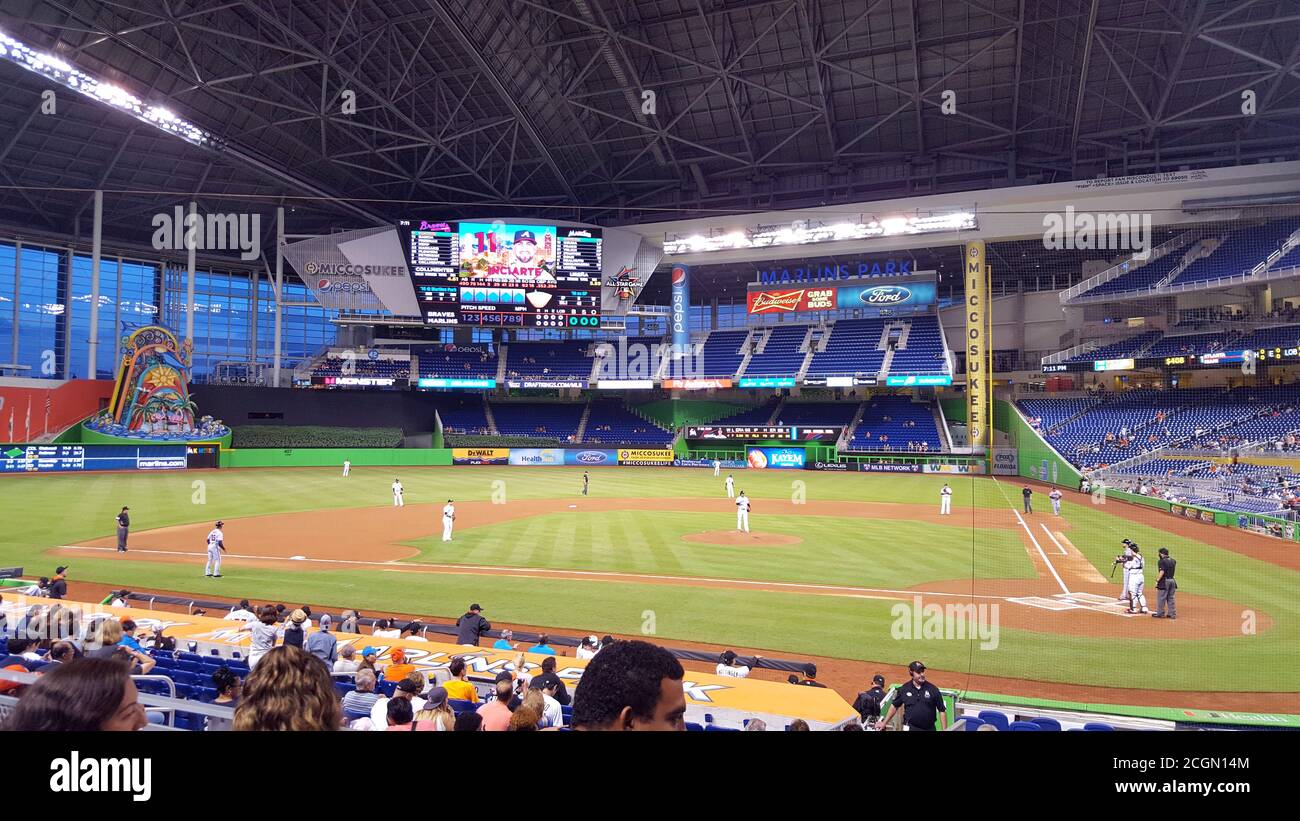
[662, 209, 977, 255]
[0, 27, 216, 148]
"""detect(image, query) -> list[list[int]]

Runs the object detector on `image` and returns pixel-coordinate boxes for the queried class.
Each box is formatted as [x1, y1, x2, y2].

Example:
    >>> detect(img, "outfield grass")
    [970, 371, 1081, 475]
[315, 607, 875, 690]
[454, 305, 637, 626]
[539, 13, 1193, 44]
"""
[1, 466, 1297, 693]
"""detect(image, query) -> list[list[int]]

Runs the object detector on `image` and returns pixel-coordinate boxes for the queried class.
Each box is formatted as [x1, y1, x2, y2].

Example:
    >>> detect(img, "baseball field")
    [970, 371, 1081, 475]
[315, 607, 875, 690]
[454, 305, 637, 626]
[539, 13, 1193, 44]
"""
[3, 465, 1297, 710]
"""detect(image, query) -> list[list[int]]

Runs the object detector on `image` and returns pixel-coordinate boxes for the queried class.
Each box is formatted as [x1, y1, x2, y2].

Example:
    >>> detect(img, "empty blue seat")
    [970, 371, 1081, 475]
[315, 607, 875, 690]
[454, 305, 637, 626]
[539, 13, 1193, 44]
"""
[1084, 722, 1115, 732]
[1029, 717, 1062, 732]
[704, 725, 740, 732]
[448, 698, 477, 714]
[1008, 721, 1041, 732]
[960, 716, 986, 731]
[685, 722, 705, 732]
[977, 711, 1010, 731]
[344, 708, 371, 722]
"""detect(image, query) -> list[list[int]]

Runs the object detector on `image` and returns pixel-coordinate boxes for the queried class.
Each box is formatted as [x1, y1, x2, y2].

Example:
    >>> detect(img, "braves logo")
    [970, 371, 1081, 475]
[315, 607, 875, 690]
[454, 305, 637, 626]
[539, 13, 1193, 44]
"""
[749, 290, 805, 313]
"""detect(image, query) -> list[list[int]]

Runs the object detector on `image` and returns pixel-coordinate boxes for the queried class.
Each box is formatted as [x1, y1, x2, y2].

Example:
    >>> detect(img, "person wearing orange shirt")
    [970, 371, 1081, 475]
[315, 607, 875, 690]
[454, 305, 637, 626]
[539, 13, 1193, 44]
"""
[382, 648, 416, 683]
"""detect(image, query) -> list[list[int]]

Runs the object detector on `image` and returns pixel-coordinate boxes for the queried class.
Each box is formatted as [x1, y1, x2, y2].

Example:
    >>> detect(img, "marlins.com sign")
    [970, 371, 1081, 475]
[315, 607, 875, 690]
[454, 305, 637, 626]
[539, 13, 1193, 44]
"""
[618, 449, 674, 466]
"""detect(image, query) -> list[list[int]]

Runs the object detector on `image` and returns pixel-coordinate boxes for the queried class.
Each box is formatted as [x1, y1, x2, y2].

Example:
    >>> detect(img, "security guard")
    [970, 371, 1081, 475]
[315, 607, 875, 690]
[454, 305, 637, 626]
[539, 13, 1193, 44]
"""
[875, 661, 947, 731]
[1153, 547, 1177, 619]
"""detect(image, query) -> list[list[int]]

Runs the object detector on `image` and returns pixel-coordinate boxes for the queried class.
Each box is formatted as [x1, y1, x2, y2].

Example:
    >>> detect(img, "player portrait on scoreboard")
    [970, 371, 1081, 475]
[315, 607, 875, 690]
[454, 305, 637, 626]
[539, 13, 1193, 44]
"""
[458, 222, 557, 285]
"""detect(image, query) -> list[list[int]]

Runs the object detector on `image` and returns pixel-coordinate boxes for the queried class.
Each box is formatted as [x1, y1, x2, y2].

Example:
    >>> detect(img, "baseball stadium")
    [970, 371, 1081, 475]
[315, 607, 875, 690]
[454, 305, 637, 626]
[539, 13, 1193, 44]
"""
[1, 0, 1299, 742]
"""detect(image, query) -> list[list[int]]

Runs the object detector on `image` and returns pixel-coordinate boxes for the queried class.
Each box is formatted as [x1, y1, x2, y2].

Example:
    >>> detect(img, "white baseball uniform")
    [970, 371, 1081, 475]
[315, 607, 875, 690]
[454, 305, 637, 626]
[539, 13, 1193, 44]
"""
[392, 481, 404, 507]
[725, 476, 735, 498]
[442, 503, 455, 542]
[342, 460, 351, 477]
[940, 485, 952, 515]
[1119, 545, 1134, 602]
[713, 460, 721, 476]
[1125, 552, 1147, 612]
[204, 528, 224, 576]
[1050, 489, 1062, 515]
[736, 494, 751, 532]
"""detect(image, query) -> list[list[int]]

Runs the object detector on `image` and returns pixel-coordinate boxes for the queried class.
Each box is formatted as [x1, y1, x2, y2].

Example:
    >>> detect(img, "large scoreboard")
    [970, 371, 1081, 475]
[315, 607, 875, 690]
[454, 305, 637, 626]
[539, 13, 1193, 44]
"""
[399, 219, 602, 329]
[684, 425, 841, 442]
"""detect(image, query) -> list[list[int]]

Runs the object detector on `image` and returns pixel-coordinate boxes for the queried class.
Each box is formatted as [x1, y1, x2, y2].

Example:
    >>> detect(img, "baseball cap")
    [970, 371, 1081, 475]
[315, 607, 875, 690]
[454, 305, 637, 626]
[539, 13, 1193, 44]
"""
[514, 229, 537, 244]
[54, 566, 67, 575]
[469, 603, 482, 612]
[872, 674, 886, 685]
[390, 648, 406, 663]
[494, 671, 514, 684]
[803, 663, 817, 678]
[360, 646, 378, 658]
[908, 661, 926, 673]
[1158, 547, 1170, 555]
[395, 678, 423, 694]
[720, 650, 737, 664]
[319, 614, 332, 627]
[424, 686, 448, 707]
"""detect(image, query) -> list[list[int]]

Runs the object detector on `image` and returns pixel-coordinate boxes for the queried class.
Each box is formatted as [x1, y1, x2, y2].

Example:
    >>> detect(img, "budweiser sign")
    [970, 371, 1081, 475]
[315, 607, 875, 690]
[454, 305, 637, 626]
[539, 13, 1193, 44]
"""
[746, 287, 836, 314]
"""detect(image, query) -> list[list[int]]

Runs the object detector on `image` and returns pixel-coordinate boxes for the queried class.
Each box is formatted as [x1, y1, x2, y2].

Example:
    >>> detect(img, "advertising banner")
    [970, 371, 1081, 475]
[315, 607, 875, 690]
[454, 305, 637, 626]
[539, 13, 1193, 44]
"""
[738, 377, 796, 388]
[563, 449, 619, 467]
[992, 449, 1019, 475]
[0, 444, 189, 474]
[746, 447, 806, 470]
[746, 279, 936, 316]
[858, 462, 922, 473]
[418, 377, 496, 389]
[921, 463, 986, 475]
[675, 458, 748, 469]
[807, 460, 849, 471]
[506, 380, 586, 389]
[661, 378, 733, 390]
[886, 374, 952, 387]
[508, 448, 566, 466]
[452, 448, 510, 465]
[1170, 503, 1215, 524]
[671, 265, 690, 351]
[747, 286, 838, 314]
[618, 448, 675, 466]
[964, 240, 990, 450]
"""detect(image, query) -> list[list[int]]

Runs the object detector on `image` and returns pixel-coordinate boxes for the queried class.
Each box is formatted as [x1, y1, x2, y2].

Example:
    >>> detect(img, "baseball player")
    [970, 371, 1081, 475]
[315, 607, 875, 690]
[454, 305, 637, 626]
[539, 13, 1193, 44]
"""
[442, 499, 456, 542]
[1049, 488, 1063, 515]
[725, 473, 735, 499]
[204, 521, 226, 578]
[1124, 544, 1149, 614]
[342, 459, 351, 477]
[1116, 539, 1136, 604]
[939, 484, 952, 515]
[582, 471, 590, 496]
[713, 459, 721, 477]
[392, 478, 405, 508]
[735, 491, 751, 533]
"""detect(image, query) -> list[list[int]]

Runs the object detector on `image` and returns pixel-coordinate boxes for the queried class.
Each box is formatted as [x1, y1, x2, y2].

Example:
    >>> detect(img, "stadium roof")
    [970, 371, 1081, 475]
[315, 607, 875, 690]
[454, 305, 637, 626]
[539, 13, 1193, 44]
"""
[2, 0, 1299, 250]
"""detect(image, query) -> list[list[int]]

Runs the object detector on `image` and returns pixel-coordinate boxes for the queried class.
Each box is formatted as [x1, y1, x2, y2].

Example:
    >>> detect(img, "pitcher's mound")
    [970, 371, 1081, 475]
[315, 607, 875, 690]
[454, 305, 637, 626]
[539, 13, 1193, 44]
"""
[681, 530, 803, 546]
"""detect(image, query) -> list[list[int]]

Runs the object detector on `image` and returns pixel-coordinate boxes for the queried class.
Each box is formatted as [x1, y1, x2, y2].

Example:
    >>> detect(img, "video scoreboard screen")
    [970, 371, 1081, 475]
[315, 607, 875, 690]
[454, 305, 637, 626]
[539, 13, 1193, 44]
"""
[685, 425, 841, 442]
[399, 219, 602, 329]
[0, 445, 191, 473]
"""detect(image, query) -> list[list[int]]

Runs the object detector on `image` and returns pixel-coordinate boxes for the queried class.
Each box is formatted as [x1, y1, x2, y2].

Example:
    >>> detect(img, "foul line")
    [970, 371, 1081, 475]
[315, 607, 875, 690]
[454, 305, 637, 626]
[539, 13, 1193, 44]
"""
[991, 477, 1071, 596]
[55, 544, 1008, 602]
[1039, 523, 1070, 555]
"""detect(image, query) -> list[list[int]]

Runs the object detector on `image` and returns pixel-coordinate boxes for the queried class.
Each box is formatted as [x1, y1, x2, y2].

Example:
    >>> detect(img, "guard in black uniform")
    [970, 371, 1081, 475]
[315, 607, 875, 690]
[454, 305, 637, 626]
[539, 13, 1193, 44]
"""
[1153, 547, 1177, 619]
[116, 506, 130, 552]
[876, 661, 947, 731]
[852, 674, 888, 725]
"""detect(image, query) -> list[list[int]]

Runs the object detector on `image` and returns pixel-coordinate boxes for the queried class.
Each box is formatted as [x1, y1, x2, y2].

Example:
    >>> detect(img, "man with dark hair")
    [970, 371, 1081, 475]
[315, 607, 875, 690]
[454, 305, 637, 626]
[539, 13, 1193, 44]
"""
[478, 671, 520, 731]
[443, 656, 478, 703]
[796, 663, 827, 688]
[48, 567, 68, 600]
[571, 639, 686, 731]
[875, 661, 947, 731]
[1153, 547, 1177, 619]
[528, 655, 571, 706]
[115, 507, 130, 552]
[456, 604, 490, 646]
[852, 674, 888, 725]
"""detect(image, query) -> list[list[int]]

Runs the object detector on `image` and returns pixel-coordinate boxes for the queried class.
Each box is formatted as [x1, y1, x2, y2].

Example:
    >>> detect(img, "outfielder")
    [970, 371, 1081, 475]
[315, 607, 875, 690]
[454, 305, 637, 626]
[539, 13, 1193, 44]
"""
[442, 499, 456, 542]
[1049, 488, 1063, 516]
[713, 459, 721, 477]
[736, 491, 751, 533]
[725, 473, 735, 498]
[342, 459, 351, 477]
[204, 521, 226, 578]
[392, 478, 405, 507]
[1124, 544, 1149, 614]
[939, 483, 952, 515]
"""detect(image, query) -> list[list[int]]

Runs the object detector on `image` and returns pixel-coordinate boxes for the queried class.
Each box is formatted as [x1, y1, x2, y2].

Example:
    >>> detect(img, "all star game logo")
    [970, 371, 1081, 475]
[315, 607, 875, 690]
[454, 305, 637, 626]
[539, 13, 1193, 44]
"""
[605, 266, 641, 300]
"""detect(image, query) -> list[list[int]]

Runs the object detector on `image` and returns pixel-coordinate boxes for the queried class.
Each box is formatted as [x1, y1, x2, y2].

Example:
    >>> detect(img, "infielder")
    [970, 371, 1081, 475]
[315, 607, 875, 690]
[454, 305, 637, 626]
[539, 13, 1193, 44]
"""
[392, 478, 405, 507]
[1124, 544, 1148, 614]
[939, 484, 952, 515]
[582, 471, 590, 496]
[442, 499, 456, 542]
[342, 459, 351, 477]
[725, 473, 735, 498]
[204, 521, 226, 578]
[735, 491, 751, 533]
[713, 459, 721, 477]
[1049, 488, 1063, 516]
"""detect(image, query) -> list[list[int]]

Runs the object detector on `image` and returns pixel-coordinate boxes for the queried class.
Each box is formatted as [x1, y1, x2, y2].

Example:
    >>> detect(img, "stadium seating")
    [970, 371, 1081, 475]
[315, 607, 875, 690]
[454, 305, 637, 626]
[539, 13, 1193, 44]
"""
[848, 396, 943, 451]
[1062, 331, 1161, 363]
[415, 346, 498, 379]
[437, 397, 491, 435]
[744, 326, 811, 376]
[886, 316, 949, 375]
[719, 398, 781, 425]
[774, 402, 859, 427]
[583, 399, 673, 446]
[804, 319, 889, 377]
[490, 401, 583, 441]
[1075, 245, 1191, 297]
[1172, 218, 1300, 287]
[696, 330, 751, 378]
[505, 342, 593, 381]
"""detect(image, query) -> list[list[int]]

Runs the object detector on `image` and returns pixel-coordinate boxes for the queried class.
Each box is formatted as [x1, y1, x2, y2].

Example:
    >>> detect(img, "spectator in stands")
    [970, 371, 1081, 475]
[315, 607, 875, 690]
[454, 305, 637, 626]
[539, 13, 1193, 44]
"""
[45, 641, 77, 665]
[443, 656, 478, 703]
[455, 712, 484, 731]
[788, 719, 811, 731]
[571, 640, 686, 731]
[239, 605, 283, 670]
[1, 656, 146, 732]
[372, 618, 400, 639]
[796, 663, 827, 688]
[117, 620, 155, 675]
[305, 614, 338, 667]
[414, 687, 456, 731]
[234, 646, 343, 731]
[538, 680, 564, 728]
[369, 672, 428, 731]
[224, 600, 256, 622]
[509, 695, 544, 731]
[576, 635, 600, 660]
[529, 655, 571, 705]
[206, 666, 242, 731]
[852, 674, 888, 725]
[527, 633, 557, 655]
[478, 672, 519, 731]
[282, 609, 308, 651]
[456, 604, 491, 646]
[493, 629, 517, 651]
[745, 719, 767, 732]
[401, 620, 428, 642]
[385, 697, 415, 730]
[341, 668, 380, 719]
[383, 648, 415, 683]
[334, 644, 360, 674]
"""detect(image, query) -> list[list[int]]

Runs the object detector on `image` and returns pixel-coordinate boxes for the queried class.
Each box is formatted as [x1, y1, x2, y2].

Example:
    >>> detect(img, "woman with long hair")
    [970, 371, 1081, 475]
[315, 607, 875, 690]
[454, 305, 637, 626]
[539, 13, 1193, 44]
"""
[238, 604, 283, 669]
[412, 686, 455, 731]
[233, 646, 341, 731]
[205, 666, 242, 732]
[508, 690, 544, 731]
[2, 657, 147, 731]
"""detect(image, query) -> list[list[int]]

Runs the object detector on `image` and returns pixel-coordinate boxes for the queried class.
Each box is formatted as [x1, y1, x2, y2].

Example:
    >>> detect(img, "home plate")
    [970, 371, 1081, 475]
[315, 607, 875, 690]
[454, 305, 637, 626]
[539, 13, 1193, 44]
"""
[568, 505, 578, 509]
[289, 555, 306, 561]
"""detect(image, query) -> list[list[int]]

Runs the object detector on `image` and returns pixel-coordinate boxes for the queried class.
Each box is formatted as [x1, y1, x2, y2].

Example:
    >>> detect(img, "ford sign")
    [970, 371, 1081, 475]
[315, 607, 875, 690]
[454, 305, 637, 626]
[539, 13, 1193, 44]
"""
[861, 286, 911, 305]
[576, 451, 609, 464]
